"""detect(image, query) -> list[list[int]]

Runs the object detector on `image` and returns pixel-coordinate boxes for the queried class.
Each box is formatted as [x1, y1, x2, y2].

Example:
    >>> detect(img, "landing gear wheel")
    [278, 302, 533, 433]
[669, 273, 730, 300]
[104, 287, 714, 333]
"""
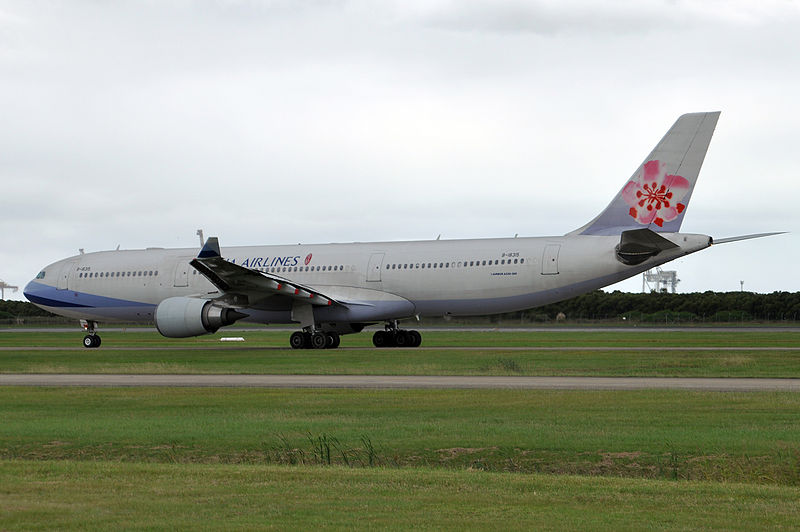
[83, 335, 100, 348]
[326, 332, 341, 349]
[290, 332, 306, 350]
[408, 330, 422, 347]
[311, 332, 327, 349]
[373, 330, 388, 348]
[394, 330, 409, 347]
[373, 324, 422, 348]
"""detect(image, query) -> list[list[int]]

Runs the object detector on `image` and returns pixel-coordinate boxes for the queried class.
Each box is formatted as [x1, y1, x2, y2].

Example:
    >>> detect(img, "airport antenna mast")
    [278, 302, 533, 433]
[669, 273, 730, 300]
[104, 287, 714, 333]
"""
[0, 280, 19, 300]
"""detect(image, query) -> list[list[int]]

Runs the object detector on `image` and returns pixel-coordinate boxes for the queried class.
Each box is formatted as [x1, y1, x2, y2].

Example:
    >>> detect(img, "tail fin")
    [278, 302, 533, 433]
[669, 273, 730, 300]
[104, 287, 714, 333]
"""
[571, 111, 720, 236]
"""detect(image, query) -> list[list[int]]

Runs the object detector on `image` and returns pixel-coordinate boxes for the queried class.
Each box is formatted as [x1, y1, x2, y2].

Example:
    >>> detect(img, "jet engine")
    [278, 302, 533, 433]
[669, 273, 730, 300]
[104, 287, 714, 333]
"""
[155, 297, 248, 338]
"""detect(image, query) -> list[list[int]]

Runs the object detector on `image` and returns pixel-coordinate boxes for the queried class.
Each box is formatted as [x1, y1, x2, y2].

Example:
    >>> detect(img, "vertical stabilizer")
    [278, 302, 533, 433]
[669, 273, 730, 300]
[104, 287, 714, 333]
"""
[571, 112, 720, 236]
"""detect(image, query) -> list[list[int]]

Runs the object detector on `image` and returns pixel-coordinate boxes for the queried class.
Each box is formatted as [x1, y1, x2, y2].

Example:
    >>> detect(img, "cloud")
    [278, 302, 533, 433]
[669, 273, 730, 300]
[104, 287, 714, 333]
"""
[398, 0, 800, 35]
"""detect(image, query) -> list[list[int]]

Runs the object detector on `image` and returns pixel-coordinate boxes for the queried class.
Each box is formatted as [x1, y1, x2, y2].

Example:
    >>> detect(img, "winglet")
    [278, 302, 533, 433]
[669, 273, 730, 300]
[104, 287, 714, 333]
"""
[198, 236, 221, 259]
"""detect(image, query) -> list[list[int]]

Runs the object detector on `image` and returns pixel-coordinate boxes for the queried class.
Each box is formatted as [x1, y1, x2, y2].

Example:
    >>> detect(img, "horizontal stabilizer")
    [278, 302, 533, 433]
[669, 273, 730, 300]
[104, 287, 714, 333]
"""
[712, 232, 786, 244]
[616, 228, 679, 265]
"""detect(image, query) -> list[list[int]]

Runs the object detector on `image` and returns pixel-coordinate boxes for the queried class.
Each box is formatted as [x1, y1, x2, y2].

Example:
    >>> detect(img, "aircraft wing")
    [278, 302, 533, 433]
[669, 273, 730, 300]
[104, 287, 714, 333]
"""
[190, 237, 337, 307]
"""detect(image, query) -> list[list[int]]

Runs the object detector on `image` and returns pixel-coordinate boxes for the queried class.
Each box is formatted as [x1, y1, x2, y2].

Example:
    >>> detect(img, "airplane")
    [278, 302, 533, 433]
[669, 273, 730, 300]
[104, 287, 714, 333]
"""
[24, 112, 782, 349]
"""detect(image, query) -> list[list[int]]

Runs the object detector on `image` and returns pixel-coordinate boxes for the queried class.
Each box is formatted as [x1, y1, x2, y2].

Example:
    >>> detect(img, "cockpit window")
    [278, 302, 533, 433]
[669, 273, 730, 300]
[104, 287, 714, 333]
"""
[36, 271, 46, 279]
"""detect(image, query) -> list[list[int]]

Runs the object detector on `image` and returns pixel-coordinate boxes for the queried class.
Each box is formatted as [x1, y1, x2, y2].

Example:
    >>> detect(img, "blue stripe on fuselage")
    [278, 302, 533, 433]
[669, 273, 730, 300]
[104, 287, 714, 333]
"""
[23, 281, 153, 310]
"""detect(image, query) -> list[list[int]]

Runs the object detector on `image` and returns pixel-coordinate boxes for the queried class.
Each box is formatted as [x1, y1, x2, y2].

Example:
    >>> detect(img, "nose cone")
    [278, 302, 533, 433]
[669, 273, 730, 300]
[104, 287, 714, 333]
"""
[23, 274, 53, 309]
[23, 280, 37, 303]
[23, 279, 42, 306]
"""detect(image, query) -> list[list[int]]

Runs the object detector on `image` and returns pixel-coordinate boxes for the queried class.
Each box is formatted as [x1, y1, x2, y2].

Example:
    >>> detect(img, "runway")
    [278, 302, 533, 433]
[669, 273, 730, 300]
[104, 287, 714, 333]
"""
[1, 374, 799, 391]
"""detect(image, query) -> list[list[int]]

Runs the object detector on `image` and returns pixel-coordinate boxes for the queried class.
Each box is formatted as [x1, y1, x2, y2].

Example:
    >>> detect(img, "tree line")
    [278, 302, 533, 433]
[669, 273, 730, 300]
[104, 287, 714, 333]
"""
[3, 291, 800, 324]
[521, 290, 800, 323]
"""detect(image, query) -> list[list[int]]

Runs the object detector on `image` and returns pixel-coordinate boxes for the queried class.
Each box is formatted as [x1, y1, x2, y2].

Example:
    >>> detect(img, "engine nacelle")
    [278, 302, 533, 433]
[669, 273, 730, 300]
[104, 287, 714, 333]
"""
[155, 297, 247, 338]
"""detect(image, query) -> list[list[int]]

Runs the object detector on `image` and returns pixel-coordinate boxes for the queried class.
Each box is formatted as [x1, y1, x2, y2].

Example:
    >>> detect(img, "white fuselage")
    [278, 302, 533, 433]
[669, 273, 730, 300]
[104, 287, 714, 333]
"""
[25, 233, 711, 326]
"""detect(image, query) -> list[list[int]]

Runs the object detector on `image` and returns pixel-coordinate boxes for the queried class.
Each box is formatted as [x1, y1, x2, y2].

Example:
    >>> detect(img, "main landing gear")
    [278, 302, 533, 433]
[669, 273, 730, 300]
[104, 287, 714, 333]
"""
[289, 330, 341, 350]
[80, 319, 101, 348]
[372, 322, 422, 348]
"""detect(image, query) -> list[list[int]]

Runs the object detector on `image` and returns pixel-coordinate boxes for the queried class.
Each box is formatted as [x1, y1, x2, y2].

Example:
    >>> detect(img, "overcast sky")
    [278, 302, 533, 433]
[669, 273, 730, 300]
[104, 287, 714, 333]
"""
[1, 0, 797, 300]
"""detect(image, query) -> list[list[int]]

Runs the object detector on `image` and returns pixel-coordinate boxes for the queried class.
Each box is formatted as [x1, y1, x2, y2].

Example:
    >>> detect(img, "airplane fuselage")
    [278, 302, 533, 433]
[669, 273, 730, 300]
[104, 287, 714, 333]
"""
[24, 233, 711, 326]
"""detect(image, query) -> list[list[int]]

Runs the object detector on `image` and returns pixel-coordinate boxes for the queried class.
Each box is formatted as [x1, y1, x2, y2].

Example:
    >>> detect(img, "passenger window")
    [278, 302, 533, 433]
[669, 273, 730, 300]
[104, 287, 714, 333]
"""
[520, 258, 524, 264]
[514, 259, 518, 264]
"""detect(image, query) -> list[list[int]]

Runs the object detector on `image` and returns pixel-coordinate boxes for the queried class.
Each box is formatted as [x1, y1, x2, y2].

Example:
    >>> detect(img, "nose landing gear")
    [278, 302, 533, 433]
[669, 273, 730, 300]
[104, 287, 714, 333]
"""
[80, 320, 101, 348]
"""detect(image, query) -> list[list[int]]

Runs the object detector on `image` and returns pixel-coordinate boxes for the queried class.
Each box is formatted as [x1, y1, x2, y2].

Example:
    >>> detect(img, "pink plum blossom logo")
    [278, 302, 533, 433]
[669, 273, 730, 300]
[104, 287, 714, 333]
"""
[304, 253, 313, 266]
[622, 160, 689, 227]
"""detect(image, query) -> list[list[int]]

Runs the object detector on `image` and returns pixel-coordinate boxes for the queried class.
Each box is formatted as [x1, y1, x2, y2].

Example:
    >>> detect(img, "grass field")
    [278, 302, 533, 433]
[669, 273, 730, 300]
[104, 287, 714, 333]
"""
[2, 386, 799, 484]
[1, 329, 799, 377]
[3, 461, 800, 530]
[1, 328, 799, 529]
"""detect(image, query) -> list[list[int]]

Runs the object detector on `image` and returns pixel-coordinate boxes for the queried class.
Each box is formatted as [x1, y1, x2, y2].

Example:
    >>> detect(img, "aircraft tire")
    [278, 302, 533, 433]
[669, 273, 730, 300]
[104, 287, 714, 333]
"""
[83, 335, 101, 348]
[311, 332, 327, 349]
[372, 330, 388, 348]
[408, 330, 422, 347]
[326, 332, 341, 349]
[394, 330, 409, 347]
[289, 332, 306, 349]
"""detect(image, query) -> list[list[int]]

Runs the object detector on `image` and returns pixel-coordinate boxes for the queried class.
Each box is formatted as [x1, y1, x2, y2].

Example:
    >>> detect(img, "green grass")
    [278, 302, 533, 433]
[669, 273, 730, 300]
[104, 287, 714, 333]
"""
[2, 329, 800, 528]
[2, 460, 799, 530]
[1, 387, 799, 484]
[1, 330, 799, 376]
